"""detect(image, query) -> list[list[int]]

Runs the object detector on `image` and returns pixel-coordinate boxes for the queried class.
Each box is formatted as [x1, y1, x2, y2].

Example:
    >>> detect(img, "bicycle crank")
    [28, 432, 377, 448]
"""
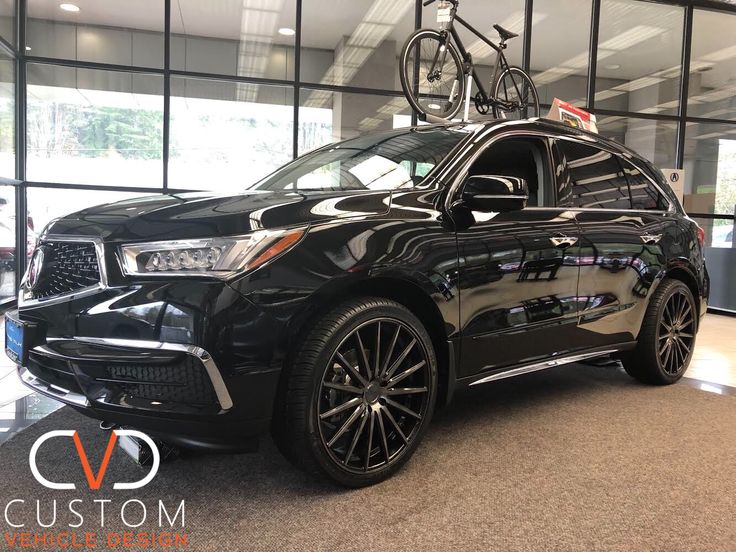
[474, 92, 491, 114]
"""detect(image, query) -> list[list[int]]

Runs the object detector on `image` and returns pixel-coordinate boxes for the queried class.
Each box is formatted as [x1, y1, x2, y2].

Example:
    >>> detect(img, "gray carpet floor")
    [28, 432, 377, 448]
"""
[1, 364, 735, 551]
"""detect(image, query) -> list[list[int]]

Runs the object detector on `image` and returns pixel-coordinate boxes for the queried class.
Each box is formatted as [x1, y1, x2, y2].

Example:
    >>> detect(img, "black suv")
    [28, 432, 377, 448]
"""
[5, 119, 708, 486]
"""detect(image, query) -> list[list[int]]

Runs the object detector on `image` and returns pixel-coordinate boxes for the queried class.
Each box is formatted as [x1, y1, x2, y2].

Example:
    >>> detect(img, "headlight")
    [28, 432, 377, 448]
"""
[120, 227, 306, 278]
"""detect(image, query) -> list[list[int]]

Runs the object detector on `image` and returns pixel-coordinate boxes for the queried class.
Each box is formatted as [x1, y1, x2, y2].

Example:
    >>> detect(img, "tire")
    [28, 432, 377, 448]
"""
[492, 66, 540, 120]
[272, 297, 438, 487]
[399, 29, 466, 121]
[622, 278, 697, 385]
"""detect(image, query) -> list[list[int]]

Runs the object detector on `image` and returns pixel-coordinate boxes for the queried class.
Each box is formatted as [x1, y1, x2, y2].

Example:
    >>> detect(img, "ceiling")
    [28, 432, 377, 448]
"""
[21, 0, 736, 105]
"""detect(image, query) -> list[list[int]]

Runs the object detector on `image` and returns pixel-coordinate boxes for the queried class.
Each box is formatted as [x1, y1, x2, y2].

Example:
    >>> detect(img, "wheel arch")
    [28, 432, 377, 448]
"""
[282, 274, 456, 409]
[664, 262, 702, 320]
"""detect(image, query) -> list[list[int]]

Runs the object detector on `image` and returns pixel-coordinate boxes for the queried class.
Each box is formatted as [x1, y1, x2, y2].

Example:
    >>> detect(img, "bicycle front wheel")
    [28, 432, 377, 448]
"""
[399, 29, 465, 121]
[492, 66, 540, 120]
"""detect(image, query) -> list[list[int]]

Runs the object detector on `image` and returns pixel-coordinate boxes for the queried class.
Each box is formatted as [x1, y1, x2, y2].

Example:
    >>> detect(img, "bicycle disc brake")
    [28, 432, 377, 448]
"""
[474, 92, 490, 114]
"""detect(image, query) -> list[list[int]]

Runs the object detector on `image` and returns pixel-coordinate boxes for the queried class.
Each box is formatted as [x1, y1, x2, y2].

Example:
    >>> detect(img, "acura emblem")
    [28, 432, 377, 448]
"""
[27, 247, 45, 290]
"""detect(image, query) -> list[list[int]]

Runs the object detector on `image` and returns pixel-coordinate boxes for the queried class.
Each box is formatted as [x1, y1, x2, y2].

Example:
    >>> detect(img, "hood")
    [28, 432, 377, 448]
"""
[43, 189, 392, 242]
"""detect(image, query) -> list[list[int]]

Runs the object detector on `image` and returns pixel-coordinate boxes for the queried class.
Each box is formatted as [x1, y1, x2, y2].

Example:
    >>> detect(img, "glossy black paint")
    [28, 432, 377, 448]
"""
[11, 119, 709, 448]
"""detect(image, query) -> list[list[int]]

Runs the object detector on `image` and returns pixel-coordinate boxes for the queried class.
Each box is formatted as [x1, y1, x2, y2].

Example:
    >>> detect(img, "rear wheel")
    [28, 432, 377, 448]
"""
[622, 279, 697, 385]
[492, 66, 540, 120]
[399, 29, 466, 121]
[273, 297, 438, 487]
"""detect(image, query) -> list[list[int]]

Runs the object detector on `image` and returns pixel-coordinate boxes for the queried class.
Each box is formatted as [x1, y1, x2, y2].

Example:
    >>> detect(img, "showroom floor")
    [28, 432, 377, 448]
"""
[1, 340, 735, 550]
[1, 313, 735, 445]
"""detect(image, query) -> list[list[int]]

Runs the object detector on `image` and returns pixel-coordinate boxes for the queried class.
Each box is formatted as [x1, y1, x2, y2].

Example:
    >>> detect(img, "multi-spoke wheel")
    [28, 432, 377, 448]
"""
[273, 297, 437, 487]
[623, 278, 697, 385]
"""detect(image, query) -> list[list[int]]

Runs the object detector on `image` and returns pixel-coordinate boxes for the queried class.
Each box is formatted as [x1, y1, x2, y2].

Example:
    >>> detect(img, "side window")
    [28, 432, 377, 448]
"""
[466, 137, 552, 207]
[621, 160, 669, 211]
[556, 140, 631, 210]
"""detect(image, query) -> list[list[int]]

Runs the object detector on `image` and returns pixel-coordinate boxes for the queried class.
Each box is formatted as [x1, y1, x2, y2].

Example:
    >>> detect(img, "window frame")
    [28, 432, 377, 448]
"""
[552, 136, 674, 214]
[447, 130, 559, 210]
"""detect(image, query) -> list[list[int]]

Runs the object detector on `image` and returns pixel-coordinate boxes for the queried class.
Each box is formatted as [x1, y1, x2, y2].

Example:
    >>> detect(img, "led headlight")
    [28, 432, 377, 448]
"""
[120, 228, 306, 278]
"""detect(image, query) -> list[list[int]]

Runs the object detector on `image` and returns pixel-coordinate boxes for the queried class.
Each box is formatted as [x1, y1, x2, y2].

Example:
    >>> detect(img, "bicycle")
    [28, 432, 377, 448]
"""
[399, 0, 540, 122]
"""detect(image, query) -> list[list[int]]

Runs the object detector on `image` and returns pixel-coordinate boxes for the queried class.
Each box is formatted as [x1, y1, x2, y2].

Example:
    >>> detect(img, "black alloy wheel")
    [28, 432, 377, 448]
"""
[273, 298, 437, 487]
[317, 317, 431, 473]
[622, 278, 697, 385]
[657, 288, 696, 376]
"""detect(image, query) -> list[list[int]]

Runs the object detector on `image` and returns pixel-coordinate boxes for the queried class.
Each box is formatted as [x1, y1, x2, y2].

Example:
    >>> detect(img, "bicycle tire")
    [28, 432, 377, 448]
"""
[492, 66, 540, 120]
[399, 29, 466, 121]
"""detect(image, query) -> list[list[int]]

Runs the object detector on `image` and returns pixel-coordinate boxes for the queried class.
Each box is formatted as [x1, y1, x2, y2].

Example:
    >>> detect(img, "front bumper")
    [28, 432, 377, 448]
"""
[21, 337, 232, 413]
[9, 277, 288, 446]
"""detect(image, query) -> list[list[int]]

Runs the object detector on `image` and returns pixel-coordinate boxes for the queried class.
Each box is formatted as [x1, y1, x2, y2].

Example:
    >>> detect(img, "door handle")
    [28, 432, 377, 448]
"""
[549, 236, 578, 248]
[640, 234, 662, 245]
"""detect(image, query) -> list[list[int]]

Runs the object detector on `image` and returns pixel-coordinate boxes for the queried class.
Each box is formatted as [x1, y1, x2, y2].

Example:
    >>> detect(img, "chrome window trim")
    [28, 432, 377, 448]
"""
[19, 235, 108, 308]
[73, 337, 234, 410]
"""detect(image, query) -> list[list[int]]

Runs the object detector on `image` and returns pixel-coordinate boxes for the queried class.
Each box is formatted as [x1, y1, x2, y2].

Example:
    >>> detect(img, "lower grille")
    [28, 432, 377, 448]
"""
[26, 351, 83, 395]
[31, 241, 101, 300]
[103, 358, 218, 406]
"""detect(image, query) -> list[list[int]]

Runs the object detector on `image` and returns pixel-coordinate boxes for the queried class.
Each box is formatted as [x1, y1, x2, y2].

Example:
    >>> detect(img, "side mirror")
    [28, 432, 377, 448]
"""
[461, 175, 528, 212]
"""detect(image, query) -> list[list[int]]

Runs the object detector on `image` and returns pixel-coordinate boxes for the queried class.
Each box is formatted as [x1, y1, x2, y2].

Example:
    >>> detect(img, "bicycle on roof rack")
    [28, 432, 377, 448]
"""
[399, 0, 540, 122]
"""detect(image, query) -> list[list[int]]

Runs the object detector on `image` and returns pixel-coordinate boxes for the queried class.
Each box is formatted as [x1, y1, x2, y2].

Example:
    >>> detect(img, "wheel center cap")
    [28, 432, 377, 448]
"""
[364, 382, 382, 404]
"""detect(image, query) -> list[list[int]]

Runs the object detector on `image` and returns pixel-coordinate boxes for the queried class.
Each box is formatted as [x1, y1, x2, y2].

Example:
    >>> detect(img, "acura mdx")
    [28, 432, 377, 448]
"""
[5, 118, 709, 486]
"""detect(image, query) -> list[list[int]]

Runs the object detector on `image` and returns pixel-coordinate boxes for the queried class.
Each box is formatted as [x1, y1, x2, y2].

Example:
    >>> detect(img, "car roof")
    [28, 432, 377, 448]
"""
[415, 117, 642, 161]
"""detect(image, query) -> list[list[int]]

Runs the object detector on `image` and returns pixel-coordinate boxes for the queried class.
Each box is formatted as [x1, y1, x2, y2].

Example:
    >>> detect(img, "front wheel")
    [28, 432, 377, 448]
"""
[399, 29, 466, 121]
[273, 297, 438, 487]
[492, 66, 540, 120]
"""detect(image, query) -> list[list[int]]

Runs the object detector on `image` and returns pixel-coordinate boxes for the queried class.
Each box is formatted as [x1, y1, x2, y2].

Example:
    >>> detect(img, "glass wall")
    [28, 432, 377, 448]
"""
[0, 0, 734, 309]
[0, 185, 16, 302]
[26, 65, 164, 187]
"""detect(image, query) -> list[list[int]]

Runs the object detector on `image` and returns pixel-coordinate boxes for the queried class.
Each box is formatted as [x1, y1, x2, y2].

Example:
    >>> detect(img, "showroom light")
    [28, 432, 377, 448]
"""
[59, 3, 80, 12]
[605, 64, 621, 70]
[428, 103, 441, 110]
[25, 46, 31, 51]
[278, 27, 295, 36]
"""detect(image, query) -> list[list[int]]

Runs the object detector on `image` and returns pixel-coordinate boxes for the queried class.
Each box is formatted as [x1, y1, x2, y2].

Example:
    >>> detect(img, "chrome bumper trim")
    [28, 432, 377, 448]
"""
[19, 366, 91, 407]
[73, 337, 234, 410]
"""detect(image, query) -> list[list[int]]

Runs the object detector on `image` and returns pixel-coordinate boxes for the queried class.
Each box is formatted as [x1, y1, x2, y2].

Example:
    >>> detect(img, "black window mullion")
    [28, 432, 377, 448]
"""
[675, 4, 693, 170]
[293, 0, 302, 160]
[586, 0, 601, 111]
[522, 0, 533, 74]
[163, 0, 171, 191]
[15, 0, 26, 289]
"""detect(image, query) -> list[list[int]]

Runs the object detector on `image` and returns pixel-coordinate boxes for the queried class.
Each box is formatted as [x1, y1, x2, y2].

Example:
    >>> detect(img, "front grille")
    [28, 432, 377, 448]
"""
[104, 358, 218, 406]
[31, 241, 101, 300]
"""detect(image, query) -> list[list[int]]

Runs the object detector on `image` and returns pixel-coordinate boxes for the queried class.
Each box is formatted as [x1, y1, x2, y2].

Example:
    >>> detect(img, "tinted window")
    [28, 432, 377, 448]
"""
[556, 140, 630, 209]
[621, 160, 669, 211]
[467, 137, 552, 207]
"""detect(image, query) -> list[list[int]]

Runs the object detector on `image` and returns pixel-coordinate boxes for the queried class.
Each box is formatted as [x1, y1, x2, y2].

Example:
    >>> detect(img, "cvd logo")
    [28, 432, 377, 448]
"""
[29, 430, 160, 490]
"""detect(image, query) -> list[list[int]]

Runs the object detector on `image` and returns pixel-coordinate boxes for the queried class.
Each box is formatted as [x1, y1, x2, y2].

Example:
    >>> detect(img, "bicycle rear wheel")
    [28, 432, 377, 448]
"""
[492, 66, 540, 120]
[399, 29, 465, 121]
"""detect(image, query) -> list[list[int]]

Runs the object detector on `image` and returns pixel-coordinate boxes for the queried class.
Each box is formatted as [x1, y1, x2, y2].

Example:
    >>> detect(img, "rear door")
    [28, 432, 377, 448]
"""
[454, 134, 581, 377]
[554, 138, 669, 347]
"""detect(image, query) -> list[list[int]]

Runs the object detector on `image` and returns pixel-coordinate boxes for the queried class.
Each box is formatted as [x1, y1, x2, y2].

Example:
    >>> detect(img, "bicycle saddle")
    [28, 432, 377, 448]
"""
[493, 24, 519, 41]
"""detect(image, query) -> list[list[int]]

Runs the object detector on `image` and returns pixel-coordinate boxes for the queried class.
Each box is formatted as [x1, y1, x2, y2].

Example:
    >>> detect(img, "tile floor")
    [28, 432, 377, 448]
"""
[1, 314, 734, 445]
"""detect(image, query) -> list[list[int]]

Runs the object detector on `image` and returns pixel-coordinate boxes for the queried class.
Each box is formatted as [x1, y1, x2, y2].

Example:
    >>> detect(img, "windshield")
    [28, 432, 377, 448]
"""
[250, 127, 469, 192]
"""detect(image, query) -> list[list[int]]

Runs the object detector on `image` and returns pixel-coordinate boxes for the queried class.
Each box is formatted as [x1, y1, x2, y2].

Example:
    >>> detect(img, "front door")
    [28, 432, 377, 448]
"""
[454, 136, 581, 378]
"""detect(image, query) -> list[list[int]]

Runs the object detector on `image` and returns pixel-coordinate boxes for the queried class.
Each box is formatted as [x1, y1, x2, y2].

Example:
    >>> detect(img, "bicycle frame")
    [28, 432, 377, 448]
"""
[428, 2, 524, 111]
